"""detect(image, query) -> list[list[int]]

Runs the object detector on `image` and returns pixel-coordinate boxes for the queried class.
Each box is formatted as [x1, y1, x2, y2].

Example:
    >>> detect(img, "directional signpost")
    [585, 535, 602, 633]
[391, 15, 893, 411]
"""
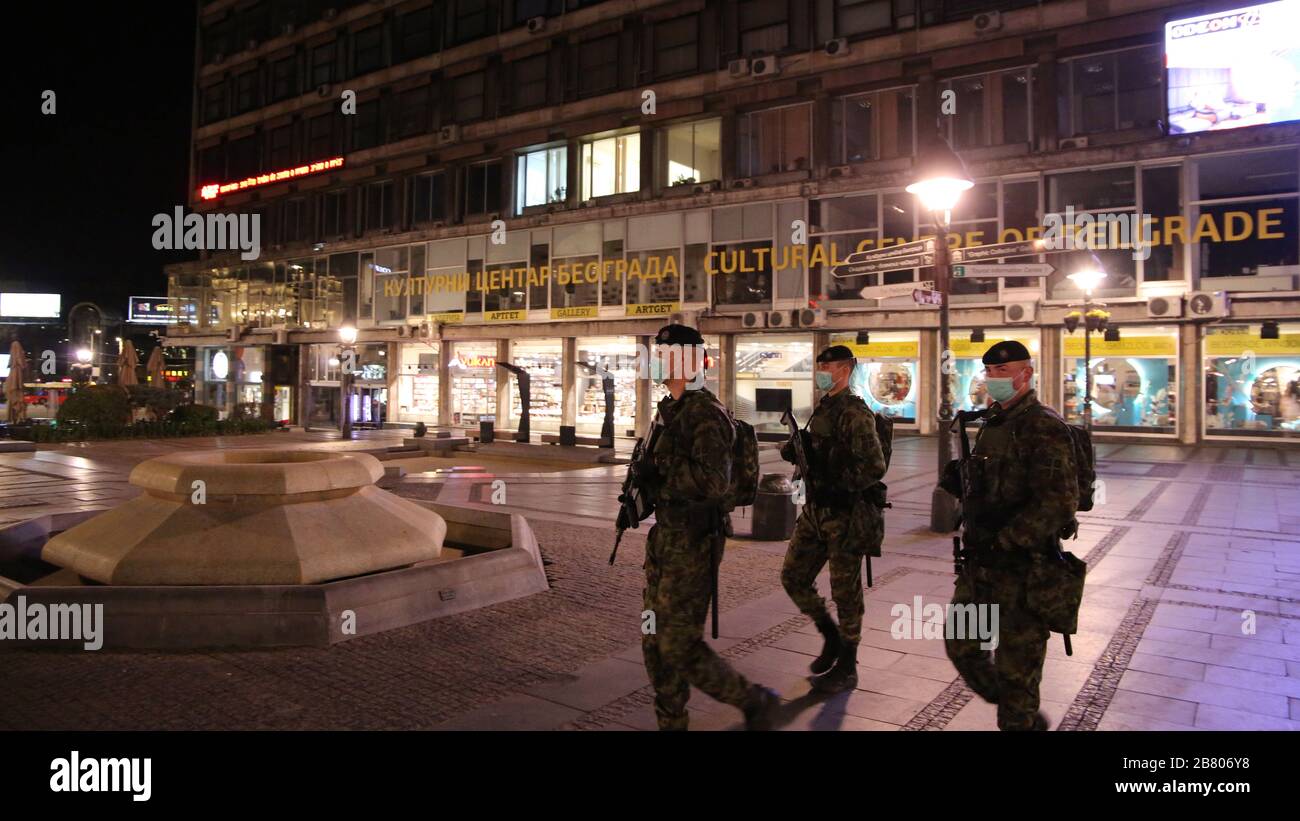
[860, 280, 935, 301]
[952, 263, 1055, 278]
[950, 238, 1046, 264]
[912, 288, 943, 306]
[831, 239, 935, 279]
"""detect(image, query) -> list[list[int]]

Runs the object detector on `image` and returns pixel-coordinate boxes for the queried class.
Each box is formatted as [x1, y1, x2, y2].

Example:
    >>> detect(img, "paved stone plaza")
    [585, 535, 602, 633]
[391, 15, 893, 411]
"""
[1, 430, 1298, 731]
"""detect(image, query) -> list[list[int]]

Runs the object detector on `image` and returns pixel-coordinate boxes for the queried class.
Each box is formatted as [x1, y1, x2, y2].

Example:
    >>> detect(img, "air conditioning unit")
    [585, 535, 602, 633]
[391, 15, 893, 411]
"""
[794, 308, 826, 328]
[727, 58, 750, 78]
[418, 321, 432, 337]
[766, 310, 791, 329]
[827, 165, 852, 179]
[246, 39, 260, 51]
[396, 324, 412, 338]
[1187, 290, 1230, 318]
[526, 16, 546, 34]
[227, 325, 242, 342]
[824, 38, 849, 57]
[669, 309, 700, 327]
[1060, 136, 1089, 150]
[281, 23, 295, 36]
[1004, 302, 1037, 324]
[211, 52, 225, 64]
[1146, 295, 1184, 319]
[731, 178, 755, 189]
[973, 10, 1002, 34]
[323, 7, 338, 20]
[751, 56, 780, 77]
[273, 329, 289, 345]
[437, 124, 460, 144]
[691, 181, 720, 194]
[741, 311, 767, 329]
[317, 83, 332, 97]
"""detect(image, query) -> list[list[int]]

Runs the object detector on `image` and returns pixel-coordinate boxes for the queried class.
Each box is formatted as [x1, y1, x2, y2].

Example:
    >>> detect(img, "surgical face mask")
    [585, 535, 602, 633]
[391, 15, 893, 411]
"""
[985, 377, 1016, 402]
[815, 370, 835, 391]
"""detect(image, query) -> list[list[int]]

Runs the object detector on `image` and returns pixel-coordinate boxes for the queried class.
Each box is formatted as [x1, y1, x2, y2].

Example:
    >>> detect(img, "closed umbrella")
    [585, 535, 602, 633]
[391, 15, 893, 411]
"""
[4, 341, 27, 424]
[117, 340, 139, 387]
[146, 346, 166, 386]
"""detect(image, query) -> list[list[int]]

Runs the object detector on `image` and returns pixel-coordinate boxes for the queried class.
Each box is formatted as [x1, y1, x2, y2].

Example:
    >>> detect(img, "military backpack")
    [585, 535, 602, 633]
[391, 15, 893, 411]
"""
[710, 399, 760, 510]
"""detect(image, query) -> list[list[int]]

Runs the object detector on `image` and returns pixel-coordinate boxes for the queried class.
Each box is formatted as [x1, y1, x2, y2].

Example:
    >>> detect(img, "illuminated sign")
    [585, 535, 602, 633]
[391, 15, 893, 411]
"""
[457, 354, 496, 369]
[211, 351, 230, 380]
[1166, 1, 1300, 134]
[0, 293, 60, 318]
[128, 296, 193, 324]
[198, 157, 345, 201]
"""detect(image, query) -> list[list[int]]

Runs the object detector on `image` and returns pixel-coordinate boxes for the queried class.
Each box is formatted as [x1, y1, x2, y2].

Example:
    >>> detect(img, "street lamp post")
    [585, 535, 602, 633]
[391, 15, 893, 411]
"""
[1068, 260, 1107, 432]
[907, 136, 973, 534]
[338, 325, 358, 441]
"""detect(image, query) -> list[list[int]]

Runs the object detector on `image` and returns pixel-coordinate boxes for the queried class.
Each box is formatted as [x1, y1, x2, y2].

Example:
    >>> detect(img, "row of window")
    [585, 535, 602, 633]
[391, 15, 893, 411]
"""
[200, 1, 1058, 126]
[199, 41, 1163, 206]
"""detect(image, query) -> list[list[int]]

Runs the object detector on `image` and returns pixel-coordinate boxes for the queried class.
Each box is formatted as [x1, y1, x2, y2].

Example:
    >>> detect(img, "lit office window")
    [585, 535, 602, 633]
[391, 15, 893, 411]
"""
[580, 133, 640, 200]
[515, 146, 567, 212]
[658, 119, 721, 188]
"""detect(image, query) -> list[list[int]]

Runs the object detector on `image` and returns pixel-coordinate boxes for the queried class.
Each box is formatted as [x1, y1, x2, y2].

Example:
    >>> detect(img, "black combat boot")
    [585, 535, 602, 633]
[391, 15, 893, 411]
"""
[811, 641, 858, 694]
[742, 685, 782, 731]
[810, 616, 842, 675]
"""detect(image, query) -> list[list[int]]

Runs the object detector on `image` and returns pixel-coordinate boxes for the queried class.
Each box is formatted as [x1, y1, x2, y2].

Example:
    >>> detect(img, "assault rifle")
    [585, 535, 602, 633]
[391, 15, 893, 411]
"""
[781, 408, 872, 587]
[610, 416, 663, 564]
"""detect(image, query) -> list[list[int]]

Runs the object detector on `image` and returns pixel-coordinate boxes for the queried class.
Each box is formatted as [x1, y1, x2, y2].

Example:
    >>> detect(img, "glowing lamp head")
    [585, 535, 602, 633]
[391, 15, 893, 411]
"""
[338, 325, 358, 346]
[907, 135, 973, 214]
[75, 348, 93, 364]
[1068, 257, 1108, 295]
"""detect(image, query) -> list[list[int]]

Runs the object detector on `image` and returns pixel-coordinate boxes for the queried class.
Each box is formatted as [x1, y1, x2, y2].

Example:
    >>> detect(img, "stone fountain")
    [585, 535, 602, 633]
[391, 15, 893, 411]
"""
[0, 449, 548, 649]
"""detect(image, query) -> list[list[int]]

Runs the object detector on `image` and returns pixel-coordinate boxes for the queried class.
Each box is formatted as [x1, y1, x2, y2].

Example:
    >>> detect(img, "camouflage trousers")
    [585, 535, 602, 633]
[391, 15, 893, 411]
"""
[945, 562, 1050, 731]
[642, 523, 752, 730]
[781, 502, 883, 644]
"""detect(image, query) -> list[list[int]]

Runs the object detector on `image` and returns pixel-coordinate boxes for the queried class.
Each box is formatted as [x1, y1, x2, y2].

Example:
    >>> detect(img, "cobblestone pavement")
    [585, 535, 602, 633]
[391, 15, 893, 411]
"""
[1, 431, 1298, 731]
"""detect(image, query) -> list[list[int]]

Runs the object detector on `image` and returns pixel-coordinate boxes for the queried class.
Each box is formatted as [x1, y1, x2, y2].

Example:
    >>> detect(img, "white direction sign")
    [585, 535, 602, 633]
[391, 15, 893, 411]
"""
[860, 280, 935, 301]
[952, 263, 1055, 278]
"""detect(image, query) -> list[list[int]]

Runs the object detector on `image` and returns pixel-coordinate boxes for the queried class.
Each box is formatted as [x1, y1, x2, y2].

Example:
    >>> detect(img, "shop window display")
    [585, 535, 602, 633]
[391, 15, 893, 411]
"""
[395, 342, 440, 424]
[508, 339, 563, 432]
[832, 331, 919, 424]
[1205, 323, 1300, 438]
[735, 334, 813, 433]
[449, 342, 497, 425]
[577, 336, 640, 435]
[1063, 328, 1178, 433]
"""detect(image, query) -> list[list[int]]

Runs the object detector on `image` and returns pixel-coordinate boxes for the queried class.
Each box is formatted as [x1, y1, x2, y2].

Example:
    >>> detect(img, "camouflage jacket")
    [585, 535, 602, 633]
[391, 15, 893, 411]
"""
[651, 387, 735, 512]
[781, 389, 886, 507]
[962, 391, 1079, 554]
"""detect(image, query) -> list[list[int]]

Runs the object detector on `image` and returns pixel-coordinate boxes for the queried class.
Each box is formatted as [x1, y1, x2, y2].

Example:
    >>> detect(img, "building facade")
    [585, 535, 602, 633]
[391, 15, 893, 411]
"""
[165, 0, 1300, 443]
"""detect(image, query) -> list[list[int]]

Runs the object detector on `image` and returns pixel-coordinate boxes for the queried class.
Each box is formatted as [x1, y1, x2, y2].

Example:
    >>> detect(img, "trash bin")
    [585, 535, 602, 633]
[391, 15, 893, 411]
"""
[479, 417, 495, 444]
[751, 472, 798, 540]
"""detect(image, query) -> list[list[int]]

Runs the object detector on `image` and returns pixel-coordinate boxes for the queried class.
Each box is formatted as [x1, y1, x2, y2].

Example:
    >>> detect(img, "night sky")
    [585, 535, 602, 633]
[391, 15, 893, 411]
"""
[0, 3, 198, 319]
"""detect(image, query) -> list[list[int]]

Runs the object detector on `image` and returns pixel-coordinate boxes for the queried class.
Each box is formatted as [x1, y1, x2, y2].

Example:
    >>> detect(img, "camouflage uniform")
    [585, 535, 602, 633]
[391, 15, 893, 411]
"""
[943, 389, 1078, 731]
[642, 386, 755, 730]
[780, 389, 887, 646]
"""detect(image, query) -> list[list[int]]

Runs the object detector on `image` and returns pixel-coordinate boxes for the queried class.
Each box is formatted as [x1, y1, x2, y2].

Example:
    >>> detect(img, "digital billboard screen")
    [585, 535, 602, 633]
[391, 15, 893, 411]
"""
[0, 293, 61, 319]
[1165, 0, 1300, 134]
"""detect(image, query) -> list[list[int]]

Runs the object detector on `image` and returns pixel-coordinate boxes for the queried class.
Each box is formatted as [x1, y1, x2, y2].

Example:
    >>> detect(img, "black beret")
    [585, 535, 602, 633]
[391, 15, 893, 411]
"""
[982, 340, 1032, 365]
[816, 345, 856, 364]
[655, 323, 704, 346]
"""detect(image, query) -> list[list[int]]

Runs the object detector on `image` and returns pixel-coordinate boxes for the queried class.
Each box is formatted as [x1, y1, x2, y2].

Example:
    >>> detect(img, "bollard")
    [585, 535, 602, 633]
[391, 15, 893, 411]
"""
[751, 473, 798, 541]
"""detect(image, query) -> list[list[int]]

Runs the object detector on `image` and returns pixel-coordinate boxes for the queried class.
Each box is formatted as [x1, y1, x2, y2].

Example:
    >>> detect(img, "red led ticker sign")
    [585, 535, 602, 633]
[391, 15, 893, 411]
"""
[198, 157, 345, 201]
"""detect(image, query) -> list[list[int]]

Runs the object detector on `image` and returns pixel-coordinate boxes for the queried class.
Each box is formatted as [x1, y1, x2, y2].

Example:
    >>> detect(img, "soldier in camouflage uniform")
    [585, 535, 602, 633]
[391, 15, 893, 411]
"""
[780, 344, 888, 694]
[640, 323, 781, 731]
[941, 340, 1079, 731]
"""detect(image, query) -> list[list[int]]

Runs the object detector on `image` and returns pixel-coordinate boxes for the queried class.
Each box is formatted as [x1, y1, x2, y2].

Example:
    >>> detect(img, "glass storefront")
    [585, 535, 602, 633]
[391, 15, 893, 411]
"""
[949, 330, 1042, 413]
[449, 341, 497, 425]
[576, 336, 640, 435]
[736, 333, 813, 433]
[1205, 323, 1300, 438]
[833, 331, 920, 425]
[394, 342, 440, 424]
[508, 338, 563, 432]
[1062, 326, 1178, 433]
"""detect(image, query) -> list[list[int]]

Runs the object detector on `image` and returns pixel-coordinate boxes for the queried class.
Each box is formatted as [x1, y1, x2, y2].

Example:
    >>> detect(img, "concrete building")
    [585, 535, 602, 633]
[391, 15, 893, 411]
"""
[164, 0, 1300, 444]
